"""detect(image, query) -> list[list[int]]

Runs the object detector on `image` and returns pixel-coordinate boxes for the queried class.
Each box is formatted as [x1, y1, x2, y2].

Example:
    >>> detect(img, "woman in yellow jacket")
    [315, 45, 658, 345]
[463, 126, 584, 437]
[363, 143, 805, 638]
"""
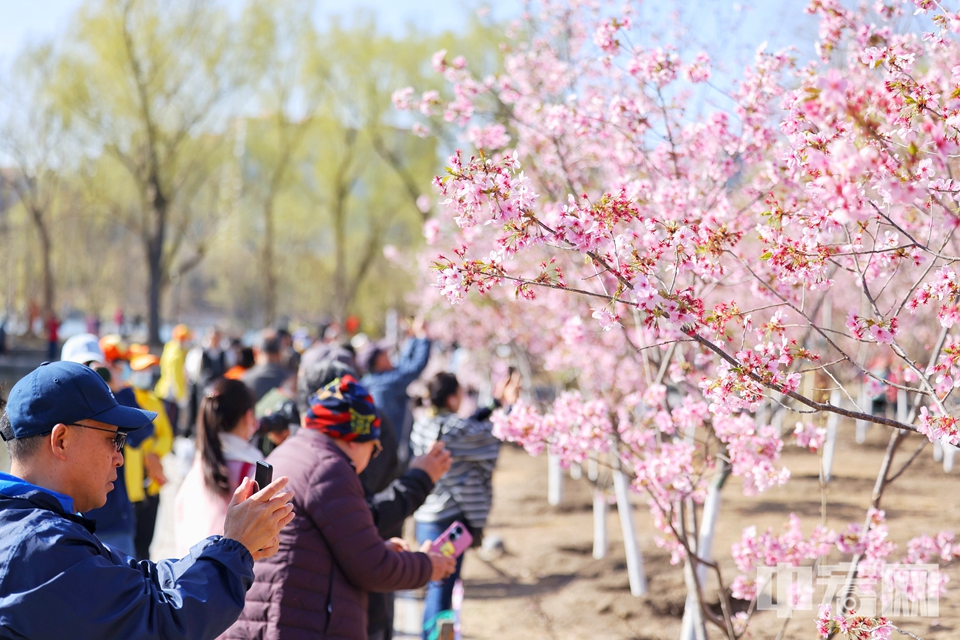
[155, 324, 191, 436]
[128, 353, 174, 560]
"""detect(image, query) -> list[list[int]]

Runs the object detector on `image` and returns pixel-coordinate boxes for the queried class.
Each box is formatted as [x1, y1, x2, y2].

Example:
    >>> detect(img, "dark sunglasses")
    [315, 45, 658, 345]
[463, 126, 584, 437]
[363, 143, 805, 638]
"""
[64, 423, 127, 452]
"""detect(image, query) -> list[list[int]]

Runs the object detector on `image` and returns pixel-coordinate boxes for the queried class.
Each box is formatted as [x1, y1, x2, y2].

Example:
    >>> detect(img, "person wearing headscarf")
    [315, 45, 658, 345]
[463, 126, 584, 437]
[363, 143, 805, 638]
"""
[223, 376, 455, 640]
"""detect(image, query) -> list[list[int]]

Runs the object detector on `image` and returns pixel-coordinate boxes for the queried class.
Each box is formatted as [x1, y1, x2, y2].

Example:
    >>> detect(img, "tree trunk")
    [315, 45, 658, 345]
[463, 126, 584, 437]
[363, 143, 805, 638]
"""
[261, 201, 277, 327]
[329, 129, 358, 324]
[30, 206, 55, 316]
[332, 180, 348, 323]
[147, 236, 164, 346]
[146, 181, 168, 346]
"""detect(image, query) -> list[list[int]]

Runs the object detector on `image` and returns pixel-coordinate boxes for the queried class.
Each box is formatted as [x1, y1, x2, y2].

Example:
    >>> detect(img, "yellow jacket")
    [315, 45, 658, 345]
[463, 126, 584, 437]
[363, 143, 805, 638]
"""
[155, 340, 188, 403]
[125, 389, 174, 502]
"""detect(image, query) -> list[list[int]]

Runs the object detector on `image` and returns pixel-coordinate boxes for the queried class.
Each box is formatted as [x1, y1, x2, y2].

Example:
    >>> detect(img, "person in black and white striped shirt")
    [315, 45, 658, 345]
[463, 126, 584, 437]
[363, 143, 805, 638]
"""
[411, 370, 521, 640]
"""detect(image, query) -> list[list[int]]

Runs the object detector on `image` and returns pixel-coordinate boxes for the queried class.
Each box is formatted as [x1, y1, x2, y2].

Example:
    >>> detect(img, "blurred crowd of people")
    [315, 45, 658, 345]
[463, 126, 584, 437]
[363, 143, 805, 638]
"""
[32, 316, 519, 640]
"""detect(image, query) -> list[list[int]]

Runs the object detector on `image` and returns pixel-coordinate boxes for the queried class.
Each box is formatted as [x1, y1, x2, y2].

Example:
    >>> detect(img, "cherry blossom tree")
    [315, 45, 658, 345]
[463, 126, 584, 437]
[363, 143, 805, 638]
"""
[399, 0, 960, 637]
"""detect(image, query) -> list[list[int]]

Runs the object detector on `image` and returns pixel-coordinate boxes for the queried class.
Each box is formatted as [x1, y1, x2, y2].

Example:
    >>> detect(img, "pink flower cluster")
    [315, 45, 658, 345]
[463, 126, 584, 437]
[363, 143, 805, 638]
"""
[434, 150, 534, 231]
[794, 421, 828, 452]
[817, 604, 891, 640]
[917, 407, 960, 446]
[491, 392, 613, 462]
[731, 513, 837, 600]
[701, 341, 801, 416]
[837, 509, 895, 562]
[926, 338, 960, 395]
[845, 313, 900, 345]
[712, 414, 789, 496]
[910, 267, 960, 327]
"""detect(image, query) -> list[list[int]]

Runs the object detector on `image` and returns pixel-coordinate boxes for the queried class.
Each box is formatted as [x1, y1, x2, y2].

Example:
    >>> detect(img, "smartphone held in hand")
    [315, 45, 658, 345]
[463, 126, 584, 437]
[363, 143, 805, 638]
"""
[430, 521, 473, 559]
[254, 460, 273, 491]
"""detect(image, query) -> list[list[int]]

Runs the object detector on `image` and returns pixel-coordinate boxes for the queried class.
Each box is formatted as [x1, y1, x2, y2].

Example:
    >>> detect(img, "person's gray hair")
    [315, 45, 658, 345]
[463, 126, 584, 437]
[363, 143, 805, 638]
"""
[0, 412, 46, 461]
[297, 358, 357, 415]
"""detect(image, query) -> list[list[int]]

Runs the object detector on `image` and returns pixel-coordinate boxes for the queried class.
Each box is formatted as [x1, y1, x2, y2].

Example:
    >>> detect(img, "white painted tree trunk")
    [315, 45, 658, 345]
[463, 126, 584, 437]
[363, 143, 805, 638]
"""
[856, 383, 869, 444]
[772, 407, 784, 438]
[933, 440, 944, 462]
[587, 455, 599, 481]
[548, 453, 563, 506]
[570, 461, 582, 480]
[593, 487, 608, 559]
[680, 556, 708, 640]
[821, 390, 841, 483]
[385, 308, 398, 347]
[943, 442, 957, 472]
[613, 466, 648, 596]
[678, 466, 729, 640]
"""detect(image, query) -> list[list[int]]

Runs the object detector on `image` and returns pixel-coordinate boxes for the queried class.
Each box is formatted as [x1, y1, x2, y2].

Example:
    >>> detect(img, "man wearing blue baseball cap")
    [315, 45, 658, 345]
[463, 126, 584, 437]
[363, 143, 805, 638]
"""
[0, 361, 297, 640]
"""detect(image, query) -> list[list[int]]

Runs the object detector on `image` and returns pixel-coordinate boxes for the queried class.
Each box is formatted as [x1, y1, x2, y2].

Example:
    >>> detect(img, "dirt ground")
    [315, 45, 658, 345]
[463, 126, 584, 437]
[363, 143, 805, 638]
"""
[453, 422, 960, 640]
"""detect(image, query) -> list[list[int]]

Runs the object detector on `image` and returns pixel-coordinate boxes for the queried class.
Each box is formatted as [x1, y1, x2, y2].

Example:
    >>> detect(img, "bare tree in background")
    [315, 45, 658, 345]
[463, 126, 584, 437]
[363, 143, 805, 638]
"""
[0, 44, 71, 319]
[237, 0, 323, 327]
[51, 0, 241, 344]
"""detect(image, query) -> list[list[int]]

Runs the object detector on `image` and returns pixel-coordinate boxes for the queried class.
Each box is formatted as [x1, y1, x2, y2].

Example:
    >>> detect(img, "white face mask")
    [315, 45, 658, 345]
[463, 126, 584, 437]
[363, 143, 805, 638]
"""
[116, 361, 132, 382]
[130, 370, 156, 390]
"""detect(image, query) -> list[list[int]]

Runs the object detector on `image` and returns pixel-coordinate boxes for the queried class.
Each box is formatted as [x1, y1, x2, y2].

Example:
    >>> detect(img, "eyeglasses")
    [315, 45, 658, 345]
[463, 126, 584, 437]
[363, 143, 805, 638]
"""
[64, 423, 127, 452]
[371, 440, 383, 459]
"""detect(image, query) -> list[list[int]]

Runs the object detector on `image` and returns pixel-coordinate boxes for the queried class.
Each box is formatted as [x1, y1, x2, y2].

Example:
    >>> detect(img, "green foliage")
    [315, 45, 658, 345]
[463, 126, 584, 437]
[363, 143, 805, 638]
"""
[0, 0, 504, 335]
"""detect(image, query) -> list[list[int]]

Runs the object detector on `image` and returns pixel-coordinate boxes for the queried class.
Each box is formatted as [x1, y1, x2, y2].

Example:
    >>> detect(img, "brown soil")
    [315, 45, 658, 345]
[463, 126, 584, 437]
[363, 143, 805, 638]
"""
[455, 423, 960, 639]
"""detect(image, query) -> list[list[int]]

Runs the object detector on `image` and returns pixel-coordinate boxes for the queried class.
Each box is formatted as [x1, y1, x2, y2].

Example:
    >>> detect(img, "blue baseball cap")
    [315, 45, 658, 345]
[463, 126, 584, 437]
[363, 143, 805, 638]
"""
[1, 361, 156, 441]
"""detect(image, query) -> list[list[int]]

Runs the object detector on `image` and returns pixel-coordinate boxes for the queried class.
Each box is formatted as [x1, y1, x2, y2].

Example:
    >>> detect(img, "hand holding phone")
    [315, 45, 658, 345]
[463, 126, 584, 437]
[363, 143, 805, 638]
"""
[254, 460, 273, 492]
[430, 521, 473, 559]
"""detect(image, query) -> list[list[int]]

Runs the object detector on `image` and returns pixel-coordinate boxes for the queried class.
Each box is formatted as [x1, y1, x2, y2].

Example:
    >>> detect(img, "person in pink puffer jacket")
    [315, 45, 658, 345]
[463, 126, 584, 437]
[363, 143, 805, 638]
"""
[174, 378, 262, 555]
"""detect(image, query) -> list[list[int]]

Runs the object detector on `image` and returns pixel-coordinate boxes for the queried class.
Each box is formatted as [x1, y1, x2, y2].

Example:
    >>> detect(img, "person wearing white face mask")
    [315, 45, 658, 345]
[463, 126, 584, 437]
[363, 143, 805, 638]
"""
[126, 351, 174, 559]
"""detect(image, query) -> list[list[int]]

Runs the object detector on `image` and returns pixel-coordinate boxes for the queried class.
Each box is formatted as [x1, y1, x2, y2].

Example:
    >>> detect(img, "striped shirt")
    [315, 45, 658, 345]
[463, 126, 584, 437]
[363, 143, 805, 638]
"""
[411, 408, 500, 529]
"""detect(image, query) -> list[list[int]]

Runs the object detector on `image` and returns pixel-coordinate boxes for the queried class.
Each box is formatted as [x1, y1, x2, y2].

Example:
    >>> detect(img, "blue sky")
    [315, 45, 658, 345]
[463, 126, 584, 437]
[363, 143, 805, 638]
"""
[0, 0, 500, 63]
[0, 1, 83, 60]
[0, 1, 818, 64]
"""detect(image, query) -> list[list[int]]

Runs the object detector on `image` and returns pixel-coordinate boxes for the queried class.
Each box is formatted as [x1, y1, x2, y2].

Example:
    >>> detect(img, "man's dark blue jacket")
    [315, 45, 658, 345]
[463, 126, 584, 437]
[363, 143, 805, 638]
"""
[360, 337, 431, 443]
[0, 472, 254, 639]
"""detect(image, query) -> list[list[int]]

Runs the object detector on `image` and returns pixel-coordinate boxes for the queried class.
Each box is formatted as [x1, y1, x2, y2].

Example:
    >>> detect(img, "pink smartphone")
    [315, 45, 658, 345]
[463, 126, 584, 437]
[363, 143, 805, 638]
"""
[430, 521, 473, 559]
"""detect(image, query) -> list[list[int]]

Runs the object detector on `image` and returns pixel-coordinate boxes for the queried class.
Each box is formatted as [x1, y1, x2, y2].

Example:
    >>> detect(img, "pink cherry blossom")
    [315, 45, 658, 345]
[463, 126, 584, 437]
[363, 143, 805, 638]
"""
[398, 1, 960, 635]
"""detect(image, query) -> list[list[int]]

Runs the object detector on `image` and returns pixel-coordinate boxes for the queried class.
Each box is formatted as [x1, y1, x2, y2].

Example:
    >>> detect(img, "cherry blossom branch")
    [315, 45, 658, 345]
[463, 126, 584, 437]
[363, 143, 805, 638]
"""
[463, 259, 928, 433]
[884, 437, 928, 485]
[686, 331, 920, 433]
[730, 253, 865, 371]
[889, 625, 925, 640]
[832, 324, 950, 631]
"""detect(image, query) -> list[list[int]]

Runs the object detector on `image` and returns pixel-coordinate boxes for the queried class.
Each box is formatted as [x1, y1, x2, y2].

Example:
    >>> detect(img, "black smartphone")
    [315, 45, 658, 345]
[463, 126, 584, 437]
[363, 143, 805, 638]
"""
[254, 460, 273, 491]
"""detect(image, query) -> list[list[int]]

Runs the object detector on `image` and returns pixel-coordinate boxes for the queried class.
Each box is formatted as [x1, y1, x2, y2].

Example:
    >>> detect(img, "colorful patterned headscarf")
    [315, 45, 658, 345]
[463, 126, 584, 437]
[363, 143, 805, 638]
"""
[305, 375, 381, 442]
